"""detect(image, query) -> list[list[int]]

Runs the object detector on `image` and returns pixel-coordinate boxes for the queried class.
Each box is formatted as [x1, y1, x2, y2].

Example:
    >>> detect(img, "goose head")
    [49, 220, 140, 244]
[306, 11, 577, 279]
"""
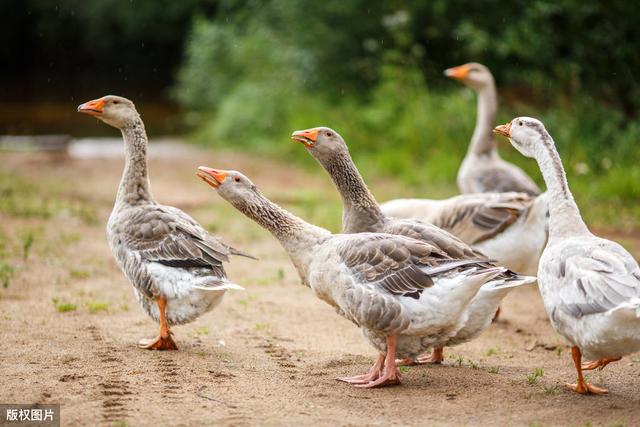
[291, 126, 348, 164]
[493, 117, 550, 159]
[196, 167, 259, 208]
[444, 63, 494, 91]
[77, 95, 139, 129]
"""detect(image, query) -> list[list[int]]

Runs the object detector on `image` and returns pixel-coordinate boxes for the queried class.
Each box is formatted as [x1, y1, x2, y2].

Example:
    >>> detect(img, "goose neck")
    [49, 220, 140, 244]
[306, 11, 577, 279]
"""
[323, 150, 387, 233]
[533, 134, 590, 241]
[469, 82, 498, 156]
[116, 117, 152, 206]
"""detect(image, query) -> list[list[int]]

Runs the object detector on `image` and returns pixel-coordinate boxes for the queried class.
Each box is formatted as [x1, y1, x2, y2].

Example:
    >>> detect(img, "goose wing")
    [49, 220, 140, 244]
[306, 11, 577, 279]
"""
[115, 204, 248, 296]
[550, 239, 640, 319]
[429, 192, 535, 245]
[336, 234, 489, 298]
[385, 218, 484, 259]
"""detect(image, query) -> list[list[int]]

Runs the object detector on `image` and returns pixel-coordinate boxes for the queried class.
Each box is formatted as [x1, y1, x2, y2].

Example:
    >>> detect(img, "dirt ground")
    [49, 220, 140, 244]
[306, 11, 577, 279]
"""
[1, 143, 639, 427]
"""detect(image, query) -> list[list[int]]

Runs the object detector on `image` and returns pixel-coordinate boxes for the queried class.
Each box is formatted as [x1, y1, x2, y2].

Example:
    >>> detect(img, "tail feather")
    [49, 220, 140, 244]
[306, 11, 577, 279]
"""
[482, 274, 537, 292]
[419, 258, 495, 276]
[229, 246, 259, 260]
[193, 281, 245, 291]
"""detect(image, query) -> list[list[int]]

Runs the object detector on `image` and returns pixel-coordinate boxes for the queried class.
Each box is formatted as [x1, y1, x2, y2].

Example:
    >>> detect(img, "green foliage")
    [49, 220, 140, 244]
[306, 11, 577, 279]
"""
[174, 1, 640, 227]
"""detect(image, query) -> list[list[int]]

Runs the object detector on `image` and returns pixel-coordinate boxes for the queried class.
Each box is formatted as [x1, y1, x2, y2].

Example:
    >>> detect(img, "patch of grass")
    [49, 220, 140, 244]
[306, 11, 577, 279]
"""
[59, 231, 82, 245]
[86, 300, 109, 314]
[555, 346, 564, 357]
[0, 262, 14, 288]
[52, 297, 77, 313]
[112, 420, 129, 427]
[189, 326, 210, 337]
[120, 303, 129, 312]
[0, 172, 98, 224]
[195, 350, 206, 357]
[542, 385, 560, 396]
[399, 366, 410, 374]
[20, 229, 36, 260]
[485, 347, 498, 357]
[450, 354, 464, 367]
[69, 269, 90, 280]
[527, 367, 544, 385]
[254, 322, 268, 331]
[487, 366, 500, 374]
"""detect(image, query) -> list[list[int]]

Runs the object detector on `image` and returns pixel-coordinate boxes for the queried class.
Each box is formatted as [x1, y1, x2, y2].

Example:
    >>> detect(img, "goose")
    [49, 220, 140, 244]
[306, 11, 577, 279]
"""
[77, 95, 249, 350]
[291, 126, 536, 364]
[195, 166, 529, 387]
[445, 62, 541, 195]
[494, 117, 640, 394]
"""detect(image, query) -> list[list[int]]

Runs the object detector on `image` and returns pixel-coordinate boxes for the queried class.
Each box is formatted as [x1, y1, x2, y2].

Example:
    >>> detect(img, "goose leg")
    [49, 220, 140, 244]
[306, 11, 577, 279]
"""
[582, 357, 622, 371]
[355, 336, 402, 388]
[492, 307, 501, 322]
[566, 346, 607, 394]
[138, 296, 178, 351]
[415, 347, 444, 365]
[337, 353, 385, 384]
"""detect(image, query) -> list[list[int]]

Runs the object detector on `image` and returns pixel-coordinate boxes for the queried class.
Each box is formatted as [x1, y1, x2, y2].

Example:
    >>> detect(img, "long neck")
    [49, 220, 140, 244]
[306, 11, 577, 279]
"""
[116, 117, 152, 205]
[233, 191, 329, 254]
[533, 134, 590, 241]
[468, 82, 498, 156]
[321, 150, 387, 233]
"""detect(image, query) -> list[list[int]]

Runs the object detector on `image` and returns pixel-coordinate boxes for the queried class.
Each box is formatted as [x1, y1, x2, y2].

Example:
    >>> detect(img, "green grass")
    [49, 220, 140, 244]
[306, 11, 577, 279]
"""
[189, 326, 210, 337]
[527, 367, 544, 385]
[0, 172, 98, 224]
[69, 269, 90, 280]
[52, 298, 77, 313]
[86, 300, 109, 314]
[487, 366, 500, 374]
[254, 322, 268, 331]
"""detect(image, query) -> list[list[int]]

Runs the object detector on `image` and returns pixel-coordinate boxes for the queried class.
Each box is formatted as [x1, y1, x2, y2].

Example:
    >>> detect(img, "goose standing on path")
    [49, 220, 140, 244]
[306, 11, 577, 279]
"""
[445, 63, 541, 195]
[197, 166, 521, 387]
[290, 127, 536, 364]
[494, 117, 640, 394]
[78, 95, 249, 350]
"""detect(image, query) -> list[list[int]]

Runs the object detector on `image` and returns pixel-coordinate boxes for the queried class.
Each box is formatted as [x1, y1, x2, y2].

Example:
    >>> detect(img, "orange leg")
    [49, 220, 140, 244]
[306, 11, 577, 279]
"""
[138, 296, 178, 351]
[582, 357, 622, 371]
[355, 336, 402, 388]
[492, 306, 501, 322]
[566, 346, 607, 394]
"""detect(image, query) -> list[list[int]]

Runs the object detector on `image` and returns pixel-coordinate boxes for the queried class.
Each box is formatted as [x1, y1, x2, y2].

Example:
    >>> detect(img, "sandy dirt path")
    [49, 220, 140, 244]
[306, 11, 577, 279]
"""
[1, 143, 639, 426]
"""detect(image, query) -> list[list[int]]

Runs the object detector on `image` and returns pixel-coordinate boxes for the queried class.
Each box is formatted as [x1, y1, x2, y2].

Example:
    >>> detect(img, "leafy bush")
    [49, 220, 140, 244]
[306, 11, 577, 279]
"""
[174, 1, 640, 227]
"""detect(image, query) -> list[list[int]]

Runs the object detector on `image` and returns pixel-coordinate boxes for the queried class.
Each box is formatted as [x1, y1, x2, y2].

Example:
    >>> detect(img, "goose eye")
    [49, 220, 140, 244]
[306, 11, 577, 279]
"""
[113, 100, 119, 105]
[326, 132, 333, 137]
[517, 121, 523, 126]
[234, 177, 240, 182]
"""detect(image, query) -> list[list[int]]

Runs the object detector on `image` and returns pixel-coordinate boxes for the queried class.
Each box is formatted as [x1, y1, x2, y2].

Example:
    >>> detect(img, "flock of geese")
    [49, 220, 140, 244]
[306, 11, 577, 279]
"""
[76, 62, 640, 394]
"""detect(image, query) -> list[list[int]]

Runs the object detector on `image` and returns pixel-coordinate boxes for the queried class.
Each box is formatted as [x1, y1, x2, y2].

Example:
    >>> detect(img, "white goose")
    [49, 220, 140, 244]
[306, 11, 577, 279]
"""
[494, 117, 640, 394]
[445, 62, 541, 195]
[197, 166, 521, 388]
[78, 95, 249, 350]
[291, 126, 536, 364]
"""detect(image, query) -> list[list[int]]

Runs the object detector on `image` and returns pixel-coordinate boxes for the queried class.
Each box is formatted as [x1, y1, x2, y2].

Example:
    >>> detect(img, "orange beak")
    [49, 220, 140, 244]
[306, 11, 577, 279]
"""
[444, 65, 469, 80]
[77, 98, 106, 116]
[196, 166, 229, 189]
[493, 122, 512, 138]
[291, 128, 319, 147]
